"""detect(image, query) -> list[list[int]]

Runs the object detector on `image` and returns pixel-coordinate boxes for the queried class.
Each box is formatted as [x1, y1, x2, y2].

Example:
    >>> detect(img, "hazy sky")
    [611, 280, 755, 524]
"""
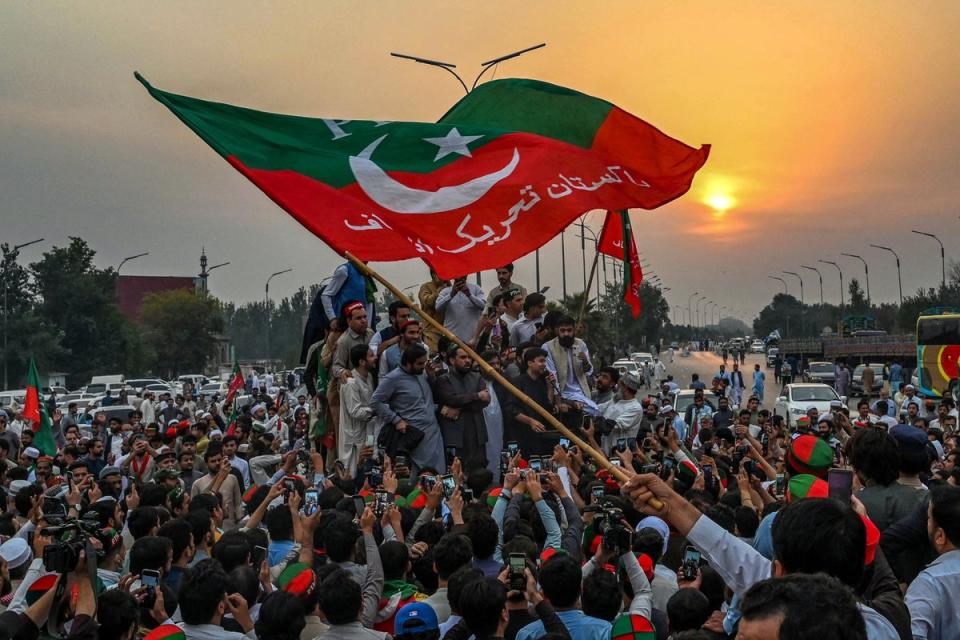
[3, 2, 960, 323]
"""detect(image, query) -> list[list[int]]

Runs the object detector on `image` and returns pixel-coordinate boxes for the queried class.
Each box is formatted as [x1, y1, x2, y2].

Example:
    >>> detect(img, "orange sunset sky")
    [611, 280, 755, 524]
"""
[2, 1, 959, 320]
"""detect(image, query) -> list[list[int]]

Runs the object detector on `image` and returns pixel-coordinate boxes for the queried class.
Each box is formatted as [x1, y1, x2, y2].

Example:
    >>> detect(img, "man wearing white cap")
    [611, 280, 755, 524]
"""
[599, 373, 644, 454]
[660, 404, 686, 441]
[899, 384, 921, 415]
[18, 446, 40, 470]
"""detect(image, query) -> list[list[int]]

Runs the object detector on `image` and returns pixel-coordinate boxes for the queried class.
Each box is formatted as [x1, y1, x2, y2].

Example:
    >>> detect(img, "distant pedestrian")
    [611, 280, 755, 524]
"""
[752, 363, 766, 402]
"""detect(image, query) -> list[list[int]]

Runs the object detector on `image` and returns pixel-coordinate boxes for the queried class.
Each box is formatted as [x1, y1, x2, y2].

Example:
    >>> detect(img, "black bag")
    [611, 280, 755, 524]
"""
[377, 420, 425, 457]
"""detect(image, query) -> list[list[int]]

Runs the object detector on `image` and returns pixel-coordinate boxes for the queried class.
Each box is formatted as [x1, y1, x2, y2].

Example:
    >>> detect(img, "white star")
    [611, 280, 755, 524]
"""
[423, 127, 483, 161]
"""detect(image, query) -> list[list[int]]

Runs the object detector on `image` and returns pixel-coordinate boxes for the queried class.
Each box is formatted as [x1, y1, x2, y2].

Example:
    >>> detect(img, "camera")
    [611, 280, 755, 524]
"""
[40, 515, 101, 574]
[585, 505, 631, 554]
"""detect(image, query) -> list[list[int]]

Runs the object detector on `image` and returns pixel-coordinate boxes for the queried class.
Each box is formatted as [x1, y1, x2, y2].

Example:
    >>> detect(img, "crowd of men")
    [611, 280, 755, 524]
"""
[0, 260, 956, 640]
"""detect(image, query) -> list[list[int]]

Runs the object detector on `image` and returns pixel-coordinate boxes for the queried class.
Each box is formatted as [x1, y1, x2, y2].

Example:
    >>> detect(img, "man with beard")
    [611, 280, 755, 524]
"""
[592, 367, 620, 406]
[598, 373, 644, 454]
[436, 276, 486, 343]
[119, 434, 156, 483]
[380, 319, 425, 377]
[712, 396, 735, 429]
[486, 263, 528, 307]
[190, 442, 243, 530]
[369, 300, 412, 359]
[339, 344, 381, 476]
[506, 347, 560, 457]
[544, 316, 597, 423]
[371, 345, 445, 472]
[435, 345, 491, 471]
[479, 350, 510, 480]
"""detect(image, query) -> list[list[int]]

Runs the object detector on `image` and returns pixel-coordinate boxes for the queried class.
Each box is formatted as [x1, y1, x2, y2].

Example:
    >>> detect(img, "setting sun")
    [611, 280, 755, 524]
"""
[705, 192, 735, 213]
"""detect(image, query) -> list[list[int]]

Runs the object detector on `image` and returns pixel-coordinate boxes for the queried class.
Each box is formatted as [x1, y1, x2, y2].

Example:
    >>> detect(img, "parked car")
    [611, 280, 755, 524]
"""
[774, 383, 844, 427]
[0, 390, 26, 409]
[143, 383, 176, 397]
[766, 348, 779, 368]
[630, 352, 654, 366]
[803, 361, 836, 385]
[750, 339, 765, 353]
[79, 404, 138, 425]
[851, 363, 885, 395]
[672, 390, 717, 423]
[126, 378, 167, 393]
[613, 359, 641, 378]
[199, 382, 228, 399]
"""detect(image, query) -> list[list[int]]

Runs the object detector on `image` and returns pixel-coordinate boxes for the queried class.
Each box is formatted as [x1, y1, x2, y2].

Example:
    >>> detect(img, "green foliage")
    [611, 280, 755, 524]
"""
[224, 286, 319, 366]
[29, 238, 138, 388]
[140, 289, 225, 377]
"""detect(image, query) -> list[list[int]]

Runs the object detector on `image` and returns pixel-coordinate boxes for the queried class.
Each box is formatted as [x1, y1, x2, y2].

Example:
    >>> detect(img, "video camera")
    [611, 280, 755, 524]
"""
[40, 513, 102, 574]
[585, 504, 631, 554]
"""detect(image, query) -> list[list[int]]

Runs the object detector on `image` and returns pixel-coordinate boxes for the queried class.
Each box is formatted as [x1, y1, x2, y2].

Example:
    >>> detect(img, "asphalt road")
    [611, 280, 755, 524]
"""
[655, 348, 784, 409]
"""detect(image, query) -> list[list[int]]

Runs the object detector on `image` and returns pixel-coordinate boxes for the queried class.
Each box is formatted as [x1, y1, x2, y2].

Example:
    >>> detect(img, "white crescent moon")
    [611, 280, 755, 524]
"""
[349, 135, 520, 214]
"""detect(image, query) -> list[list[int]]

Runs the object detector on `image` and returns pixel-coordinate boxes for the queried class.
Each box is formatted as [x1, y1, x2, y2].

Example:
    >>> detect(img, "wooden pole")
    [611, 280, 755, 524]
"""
[576, 248, 601, 331]
[345, 252, 661, 509]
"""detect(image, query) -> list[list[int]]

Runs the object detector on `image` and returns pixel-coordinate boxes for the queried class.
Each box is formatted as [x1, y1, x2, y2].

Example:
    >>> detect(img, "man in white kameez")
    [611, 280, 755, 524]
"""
[338, 344, 381, 476]
[599, 373, 644, 454]
[544, 315, 598, 416]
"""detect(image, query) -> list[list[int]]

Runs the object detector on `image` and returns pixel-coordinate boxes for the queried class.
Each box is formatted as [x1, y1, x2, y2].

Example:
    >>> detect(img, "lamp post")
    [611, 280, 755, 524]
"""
[578, 224, 602, 296]
[688, 291, 699, 330]
[391, 44, 545, 287]
[704, 300, 714, 328]
[696, 294, 707, 329]
[198, 248, 230, 294]
[911, 230, 946, 289]
[3, 238, 44, 389]
[117, 252, 149, 274]
[841, 253, 870, 307]
[818, 260, 844, 310]
[870, 244, 903, 306]
[768, 275, 787, 294]
[801, 265, 824, 305]
[578, 216, 587, 293]
[783, 271, 804, 304]
[265, 269, 293, 362]
[560, 230, 567, 298]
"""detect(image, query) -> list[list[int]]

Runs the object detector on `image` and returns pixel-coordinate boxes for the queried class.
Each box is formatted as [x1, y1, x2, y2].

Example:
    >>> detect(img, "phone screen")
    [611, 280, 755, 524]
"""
[141, 569, 160, 587]
[304, 489, 319, 515]
[827, 468, 853, 503]
[683, 547, 702, 565]
[441, 474, 456, 498]
[252, 545, 267, 568]
[506, 441, 520, 456]
[529, 458, 542, 472]
[616, 438, 627, 452]
[559, 437, 570, 450]
[353, 496, 366, 519]
[509, 554, 526, 571]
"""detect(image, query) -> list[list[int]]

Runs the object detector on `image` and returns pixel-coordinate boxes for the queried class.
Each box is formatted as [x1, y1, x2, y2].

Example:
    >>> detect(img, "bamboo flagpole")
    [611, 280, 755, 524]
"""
[345, 253, 662, 509]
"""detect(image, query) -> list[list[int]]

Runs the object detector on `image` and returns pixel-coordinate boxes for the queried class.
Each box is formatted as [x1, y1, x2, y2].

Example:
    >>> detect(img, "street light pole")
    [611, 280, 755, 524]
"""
[117, 252, 149, 274]
[578, 217, 587, 293]
[688, 291, 699, 329]
[265, 269, 293, 363]
[870, 244, 903, 306]
[801, 265, 824, 304]
[3, 238, 44, 389]
[911, 230, 946, 289]
[768, 275, 788, 294]
[783, 271, 804, 305]
[560, 230, 567, 299]
[841, 253, 870, 307]
[818, 260, 844, 310]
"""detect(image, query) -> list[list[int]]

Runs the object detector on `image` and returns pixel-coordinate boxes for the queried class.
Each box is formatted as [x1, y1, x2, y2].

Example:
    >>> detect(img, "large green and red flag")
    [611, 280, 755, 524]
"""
[224, 362, 244, 406]
[23, 358, 57, 456]
[598, 211, 644, 318]
[138, 74, 708, 277]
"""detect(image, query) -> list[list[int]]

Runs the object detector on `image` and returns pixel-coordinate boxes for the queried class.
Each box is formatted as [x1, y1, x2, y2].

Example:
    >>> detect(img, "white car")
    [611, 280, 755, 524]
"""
[765, 348, 779, 368]
[199, 382, 228, 399]
[774, 383, 846, 427]
[613, 359, 641, 378]
[630, 352, 654, 366]
[750, 340, 765, 353]
[673, 390, 717, 422]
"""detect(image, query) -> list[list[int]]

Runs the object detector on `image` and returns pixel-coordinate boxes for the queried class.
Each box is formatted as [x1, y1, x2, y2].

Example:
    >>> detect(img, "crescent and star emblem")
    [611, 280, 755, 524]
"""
[349, 132, 520, 214]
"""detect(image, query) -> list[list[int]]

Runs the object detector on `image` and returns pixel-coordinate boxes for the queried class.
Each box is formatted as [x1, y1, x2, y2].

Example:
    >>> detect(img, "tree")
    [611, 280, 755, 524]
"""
[141, 289, 225, 377]
[848, 278, 868, 314]
[225, 286, 319, 365]
[0, 243, 63, 386]
[30, 238, 139, 388]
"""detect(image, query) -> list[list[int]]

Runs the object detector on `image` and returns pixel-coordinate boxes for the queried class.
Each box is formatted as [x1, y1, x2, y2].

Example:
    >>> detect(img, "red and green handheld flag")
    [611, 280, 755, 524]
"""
[137, 74, 708, 278]
[224, 362, 244, 407]
[23, 358, 57, 456]
[598, 210, 644, 318]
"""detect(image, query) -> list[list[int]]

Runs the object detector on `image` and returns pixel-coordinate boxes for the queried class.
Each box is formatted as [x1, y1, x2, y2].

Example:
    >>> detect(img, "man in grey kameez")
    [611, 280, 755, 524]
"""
[370, 344, 445, 472]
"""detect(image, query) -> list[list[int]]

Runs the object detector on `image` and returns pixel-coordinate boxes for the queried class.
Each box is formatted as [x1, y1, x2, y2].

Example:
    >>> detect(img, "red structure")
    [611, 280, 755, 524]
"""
[117, 276, 196, 323]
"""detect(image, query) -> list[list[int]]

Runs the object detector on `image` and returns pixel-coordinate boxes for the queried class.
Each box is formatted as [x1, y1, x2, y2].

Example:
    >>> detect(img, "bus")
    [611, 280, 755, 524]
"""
[916, 313, 960, 399]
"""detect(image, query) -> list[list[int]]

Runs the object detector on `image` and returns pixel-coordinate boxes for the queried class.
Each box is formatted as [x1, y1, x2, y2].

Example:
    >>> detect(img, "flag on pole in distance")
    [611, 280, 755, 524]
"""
[23, 358, 57, 456]
[598, 211, 644, 318]
[138, 74, 708, 278]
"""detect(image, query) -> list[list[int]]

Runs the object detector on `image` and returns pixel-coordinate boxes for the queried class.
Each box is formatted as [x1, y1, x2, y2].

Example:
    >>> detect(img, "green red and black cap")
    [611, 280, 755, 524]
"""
[610, 614, 656, 640]
[25, 573, 59, 605]
[786, 474, 829, 502]
[278, 562, 317, 599]
[786, 435, 833, 478]
[144, 624, 186, 640]
[241, 484, 259, 504]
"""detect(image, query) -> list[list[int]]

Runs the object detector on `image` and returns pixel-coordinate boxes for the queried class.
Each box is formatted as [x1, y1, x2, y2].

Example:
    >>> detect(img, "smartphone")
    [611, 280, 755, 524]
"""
[353, 496, 366, 520]
[591, 485, 605, 501]
[580, 415, 592, 430]
[251, 545, 267, 568]
[365, 434, 376, 448]
[335, 460, 346, 474]
[368, 467, 383, 488]
[373, 490, 391, 517]
[827, 468, 854, 503]
[610, 459, 623, 468]
[627, 438, 638, 452]
[65, 470, 74, 486]
[506, 441, 520, 456]
[445, 447, 458, 468]
[141, 569, 160, 588]
[702, 464, 713, 489]
[683, 546, 702, 565]
[529, 457, 542, 472]
[559, 437, 570, 451]
[394, 454, 408, 469]
[616, 438, 627, 453]
[304, 489, 319, 516]
[641, 463, 659, 474]
[421, 475, 437, 492]
[681, 546, 702, 580]
[500, 451, 511, 473]
[441, 474, 456, 499]
[461, 486, 474, 502]
[508, 553, 527, 591]
[775, 473, 786, 496]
